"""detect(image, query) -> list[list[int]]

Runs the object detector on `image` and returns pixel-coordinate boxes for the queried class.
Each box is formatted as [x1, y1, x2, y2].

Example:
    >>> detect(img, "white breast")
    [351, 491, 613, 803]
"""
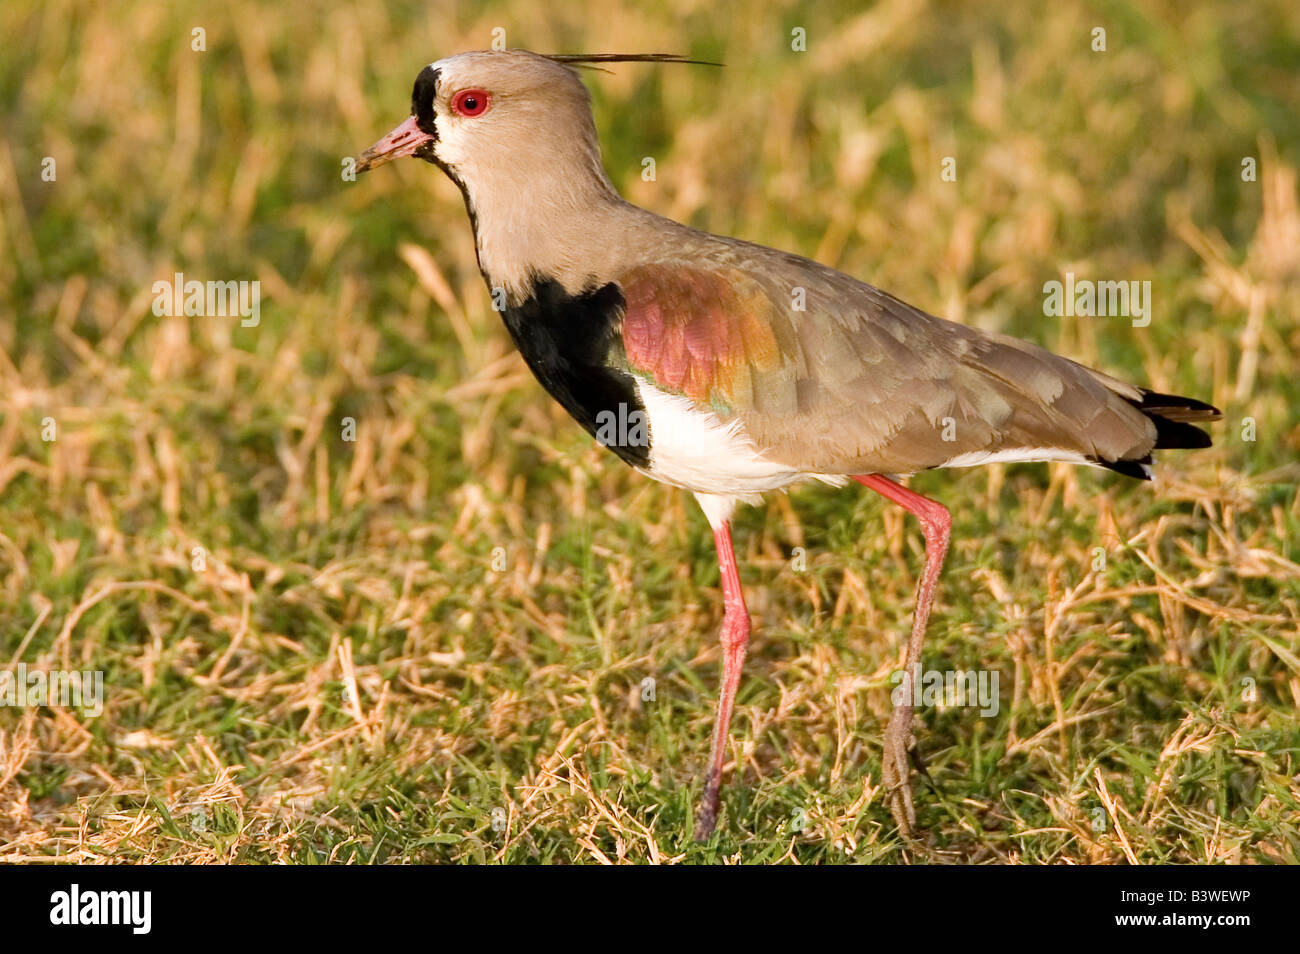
[634, 381, 844, 499]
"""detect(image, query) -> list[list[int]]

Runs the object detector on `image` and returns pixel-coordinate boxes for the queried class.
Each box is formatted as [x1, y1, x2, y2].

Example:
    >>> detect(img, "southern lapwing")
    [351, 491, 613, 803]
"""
[354, 49, 1220, 840]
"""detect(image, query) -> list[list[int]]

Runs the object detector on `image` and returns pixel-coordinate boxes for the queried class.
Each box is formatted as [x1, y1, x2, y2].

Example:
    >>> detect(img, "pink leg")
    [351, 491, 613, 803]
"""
[694, 521, 751, 840]
[852, 474, 952, 835]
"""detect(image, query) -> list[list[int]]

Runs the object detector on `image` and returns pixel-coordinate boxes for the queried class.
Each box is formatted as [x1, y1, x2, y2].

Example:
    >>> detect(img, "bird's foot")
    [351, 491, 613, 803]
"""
[882, 705, 917, 837]
[694, 772, 722, 841]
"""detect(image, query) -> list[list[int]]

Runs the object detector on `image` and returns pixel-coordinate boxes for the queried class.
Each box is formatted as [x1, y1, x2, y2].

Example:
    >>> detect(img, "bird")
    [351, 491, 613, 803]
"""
[353, 49, 1220, 841]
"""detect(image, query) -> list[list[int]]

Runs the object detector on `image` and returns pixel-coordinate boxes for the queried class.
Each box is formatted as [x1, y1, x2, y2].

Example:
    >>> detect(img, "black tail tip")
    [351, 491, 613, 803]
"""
[1132, 389, 1222, 421]
[1101, 388, 1219, 480]
[1099, 456, 1154, 481]
[1128, 388, 1220, 450]
[1152, 416, 1214, 449]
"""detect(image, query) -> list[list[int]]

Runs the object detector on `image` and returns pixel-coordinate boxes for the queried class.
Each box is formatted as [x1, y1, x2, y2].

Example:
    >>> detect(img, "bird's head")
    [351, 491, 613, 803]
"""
[354, 49, 717, 296]
[355, 50, 613, 192]
[355, 49, 716, 189]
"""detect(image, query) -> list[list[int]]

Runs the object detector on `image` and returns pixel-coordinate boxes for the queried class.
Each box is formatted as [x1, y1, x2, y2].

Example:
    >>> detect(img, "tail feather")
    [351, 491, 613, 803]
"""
[1128, 389, 1221, 448]
[1149, 415, 1214, 449]
[1097, 388, 1220, 480]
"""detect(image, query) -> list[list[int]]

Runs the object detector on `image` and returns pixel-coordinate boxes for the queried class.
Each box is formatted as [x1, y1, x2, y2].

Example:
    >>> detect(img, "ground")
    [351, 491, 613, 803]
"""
[1, 0, 1298, 863]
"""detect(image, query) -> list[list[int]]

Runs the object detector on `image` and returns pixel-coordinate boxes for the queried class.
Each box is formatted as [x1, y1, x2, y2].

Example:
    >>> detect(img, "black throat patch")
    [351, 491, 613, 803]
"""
[500, 278, 650, 468]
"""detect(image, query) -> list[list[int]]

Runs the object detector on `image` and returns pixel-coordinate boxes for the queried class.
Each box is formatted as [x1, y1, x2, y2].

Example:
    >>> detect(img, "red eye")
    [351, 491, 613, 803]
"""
[451, 89, 490, 117]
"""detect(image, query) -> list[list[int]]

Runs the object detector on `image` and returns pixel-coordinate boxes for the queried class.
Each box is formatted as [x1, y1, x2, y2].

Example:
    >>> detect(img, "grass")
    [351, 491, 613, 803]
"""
[1, 0, 1298, 863]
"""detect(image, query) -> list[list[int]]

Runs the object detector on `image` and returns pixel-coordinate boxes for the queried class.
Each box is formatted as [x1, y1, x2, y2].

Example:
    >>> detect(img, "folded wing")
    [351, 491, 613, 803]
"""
[615, 252, 1216, 478]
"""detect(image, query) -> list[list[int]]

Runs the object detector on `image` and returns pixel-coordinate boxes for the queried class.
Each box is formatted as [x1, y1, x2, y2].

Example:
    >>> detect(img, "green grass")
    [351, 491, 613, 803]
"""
[1, 0, 1298, 863]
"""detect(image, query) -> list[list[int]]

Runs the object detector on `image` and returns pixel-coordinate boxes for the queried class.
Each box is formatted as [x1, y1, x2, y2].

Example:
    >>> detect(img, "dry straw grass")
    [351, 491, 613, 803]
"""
[0, 0, 1297, 862]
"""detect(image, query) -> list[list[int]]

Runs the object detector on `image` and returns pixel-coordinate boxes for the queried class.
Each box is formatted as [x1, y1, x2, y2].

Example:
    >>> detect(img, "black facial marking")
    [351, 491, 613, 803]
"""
[501, 278, 651, 468]
[411, 66, 441, 137]
[406, 65, 476, 263]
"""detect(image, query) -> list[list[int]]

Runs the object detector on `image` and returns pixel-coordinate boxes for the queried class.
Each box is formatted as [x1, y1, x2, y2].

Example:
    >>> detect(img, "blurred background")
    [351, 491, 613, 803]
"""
[0, 0, 1297, 862]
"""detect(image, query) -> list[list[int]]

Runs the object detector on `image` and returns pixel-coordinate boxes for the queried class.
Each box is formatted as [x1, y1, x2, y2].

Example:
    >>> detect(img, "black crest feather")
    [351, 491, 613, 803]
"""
[544, 52, 723, 72]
